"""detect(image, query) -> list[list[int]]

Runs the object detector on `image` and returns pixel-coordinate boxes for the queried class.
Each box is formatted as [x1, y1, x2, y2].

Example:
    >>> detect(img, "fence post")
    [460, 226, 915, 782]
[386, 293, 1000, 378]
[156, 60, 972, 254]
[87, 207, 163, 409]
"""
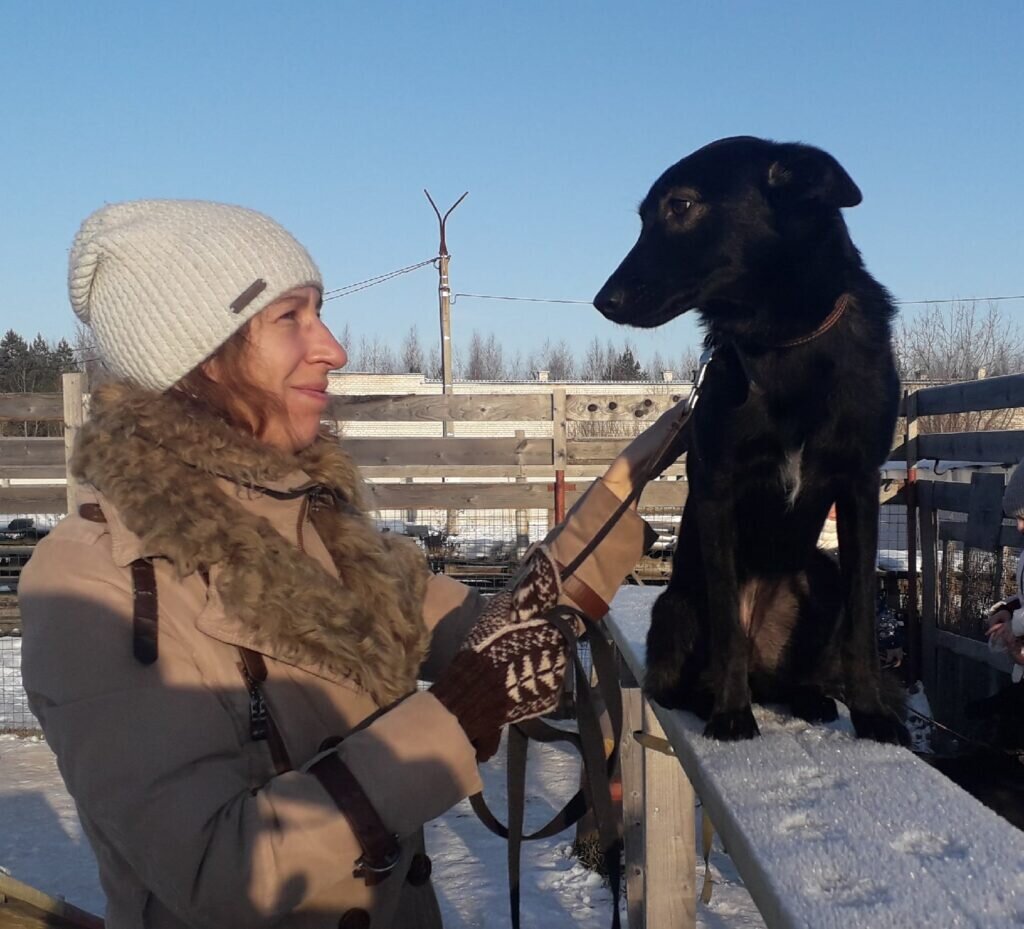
[552, 387, 567, 523]
[514, 429, 529, 559]
[904, 388, 920, 683]
[620, 675, 645, 928]
[62, 372, 85, 515]
[642, 699, 695, 929]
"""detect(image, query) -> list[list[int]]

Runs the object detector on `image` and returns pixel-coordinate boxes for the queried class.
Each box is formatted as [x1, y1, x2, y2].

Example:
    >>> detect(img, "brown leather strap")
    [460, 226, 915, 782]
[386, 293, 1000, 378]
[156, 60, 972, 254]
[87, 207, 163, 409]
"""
[130, 559, 159, 665]
[557, 565, 609, 620]
[78, 503, 107, 523]
[237, 647, 293, 775]
[309, 751, 401, 886]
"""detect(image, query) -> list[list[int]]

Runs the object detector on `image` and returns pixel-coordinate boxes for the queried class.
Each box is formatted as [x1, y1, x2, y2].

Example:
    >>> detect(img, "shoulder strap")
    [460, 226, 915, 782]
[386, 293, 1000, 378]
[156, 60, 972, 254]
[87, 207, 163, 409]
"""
[79, 504, 158, 666]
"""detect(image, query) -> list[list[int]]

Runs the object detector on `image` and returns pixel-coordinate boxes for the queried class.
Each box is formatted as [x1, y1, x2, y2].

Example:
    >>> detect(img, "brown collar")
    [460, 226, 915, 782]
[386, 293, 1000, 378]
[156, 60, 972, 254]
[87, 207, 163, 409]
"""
[774, 293, 850, 349]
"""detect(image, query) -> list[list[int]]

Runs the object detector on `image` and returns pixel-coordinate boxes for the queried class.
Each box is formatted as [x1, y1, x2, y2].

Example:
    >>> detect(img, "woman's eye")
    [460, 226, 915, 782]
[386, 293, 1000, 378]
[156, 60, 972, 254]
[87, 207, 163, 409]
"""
[667, 199, 692, 218]
[279, 310, 298, 321]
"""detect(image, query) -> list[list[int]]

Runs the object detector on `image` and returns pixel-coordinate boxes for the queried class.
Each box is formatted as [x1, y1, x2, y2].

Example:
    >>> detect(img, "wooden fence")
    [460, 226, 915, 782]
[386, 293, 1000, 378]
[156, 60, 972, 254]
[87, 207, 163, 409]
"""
[895, 373, 1024, 722]
[0, 374, 690, 517]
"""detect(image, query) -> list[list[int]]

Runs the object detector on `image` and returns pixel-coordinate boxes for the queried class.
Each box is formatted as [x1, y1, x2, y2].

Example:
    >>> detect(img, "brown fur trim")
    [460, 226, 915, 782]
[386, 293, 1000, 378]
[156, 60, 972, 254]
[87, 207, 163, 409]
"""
[72, 382, 430, 705]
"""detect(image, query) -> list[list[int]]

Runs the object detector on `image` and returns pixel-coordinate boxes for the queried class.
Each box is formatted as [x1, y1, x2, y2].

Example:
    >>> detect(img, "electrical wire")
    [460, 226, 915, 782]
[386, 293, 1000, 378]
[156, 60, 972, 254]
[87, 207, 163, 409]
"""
[323, 258, 437, 301]
[450, 291, 1024, 308]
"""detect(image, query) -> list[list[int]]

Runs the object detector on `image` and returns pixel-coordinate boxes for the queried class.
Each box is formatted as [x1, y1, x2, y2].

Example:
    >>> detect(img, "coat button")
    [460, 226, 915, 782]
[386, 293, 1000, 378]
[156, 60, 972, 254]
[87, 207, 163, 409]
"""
[406, 852, 433, 886]
[338, 908, 370, 929]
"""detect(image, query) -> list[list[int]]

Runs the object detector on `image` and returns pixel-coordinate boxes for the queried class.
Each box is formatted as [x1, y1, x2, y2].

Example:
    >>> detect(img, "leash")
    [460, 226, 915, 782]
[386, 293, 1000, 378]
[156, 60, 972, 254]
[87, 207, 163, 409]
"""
[473, 349, 714, 929]
[906, 706, 1024, 761]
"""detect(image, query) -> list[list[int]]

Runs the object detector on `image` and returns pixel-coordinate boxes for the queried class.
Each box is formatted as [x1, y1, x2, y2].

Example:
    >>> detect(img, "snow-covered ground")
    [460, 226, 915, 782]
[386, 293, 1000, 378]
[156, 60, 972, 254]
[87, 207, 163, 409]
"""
[0, 630, 762, 927]
[0, 734, 763, 928]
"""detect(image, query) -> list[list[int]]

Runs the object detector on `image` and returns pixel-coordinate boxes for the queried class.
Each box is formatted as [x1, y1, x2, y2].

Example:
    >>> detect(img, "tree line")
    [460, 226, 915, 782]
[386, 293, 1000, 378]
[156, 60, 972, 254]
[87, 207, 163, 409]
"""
[3, 299, 1020, 400]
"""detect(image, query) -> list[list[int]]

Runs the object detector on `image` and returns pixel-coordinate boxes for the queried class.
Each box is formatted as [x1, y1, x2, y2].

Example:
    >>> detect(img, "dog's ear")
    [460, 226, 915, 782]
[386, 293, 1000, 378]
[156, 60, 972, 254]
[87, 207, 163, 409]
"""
[766, 144, 862, 209]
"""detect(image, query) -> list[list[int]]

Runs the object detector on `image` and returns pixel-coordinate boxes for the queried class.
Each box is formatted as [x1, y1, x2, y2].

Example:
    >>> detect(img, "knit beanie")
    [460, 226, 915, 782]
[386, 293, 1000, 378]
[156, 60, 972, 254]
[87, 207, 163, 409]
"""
[68, 200, 322, 391]
[1003, 459, 1024, 519]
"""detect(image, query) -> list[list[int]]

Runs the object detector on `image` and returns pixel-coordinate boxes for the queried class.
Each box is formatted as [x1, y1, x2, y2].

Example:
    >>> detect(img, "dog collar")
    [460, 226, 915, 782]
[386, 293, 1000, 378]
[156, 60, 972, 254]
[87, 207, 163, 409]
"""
[774, 293, 851, 349]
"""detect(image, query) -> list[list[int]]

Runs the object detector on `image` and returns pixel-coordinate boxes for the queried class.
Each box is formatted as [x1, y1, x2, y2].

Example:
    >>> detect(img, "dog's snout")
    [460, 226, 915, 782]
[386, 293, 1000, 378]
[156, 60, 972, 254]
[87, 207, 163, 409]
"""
[594, 282, 626, 318]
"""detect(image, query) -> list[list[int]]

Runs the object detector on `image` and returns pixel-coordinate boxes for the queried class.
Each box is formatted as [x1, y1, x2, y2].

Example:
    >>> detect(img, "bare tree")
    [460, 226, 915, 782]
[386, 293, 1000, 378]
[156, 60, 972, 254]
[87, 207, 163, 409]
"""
[526, 339, 576, 380]
[646, 350, 668, 381]
[400, 325, 425, 374]
[464, 330, 506, 380]
[676, 345, 704, 383]
[352, 334, 397, 373]
[580, 337, 609, 381]
[896, 301, 1024, 432]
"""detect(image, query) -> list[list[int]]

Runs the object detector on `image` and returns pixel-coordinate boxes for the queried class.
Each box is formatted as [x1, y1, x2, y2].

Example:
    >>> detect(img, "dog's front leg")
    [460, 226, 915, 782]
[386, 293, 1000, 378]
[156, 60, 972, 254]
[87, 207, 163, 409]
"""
[836, 471, 908, 745]
[696, 496, 759, 740]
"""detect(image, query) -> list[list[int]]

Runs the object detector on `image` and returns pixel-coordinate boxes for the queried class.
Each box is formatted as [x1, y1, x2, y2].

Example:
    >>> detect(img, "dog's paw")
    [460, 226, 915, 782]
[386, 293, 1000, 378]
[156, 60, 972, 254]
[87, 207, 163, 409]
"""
[704, 707, 760, 741]
[851, 709, 909, 746]
[790, 688, 839, 724]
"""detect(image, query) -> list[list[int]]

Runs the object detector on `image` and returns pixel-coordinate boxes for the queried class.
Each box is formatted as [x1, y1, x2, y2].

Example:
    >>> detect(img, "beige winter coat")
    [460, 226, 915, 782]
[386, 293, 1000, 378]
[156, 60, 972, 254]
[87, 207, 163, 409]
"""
[19, 384, 653, 929]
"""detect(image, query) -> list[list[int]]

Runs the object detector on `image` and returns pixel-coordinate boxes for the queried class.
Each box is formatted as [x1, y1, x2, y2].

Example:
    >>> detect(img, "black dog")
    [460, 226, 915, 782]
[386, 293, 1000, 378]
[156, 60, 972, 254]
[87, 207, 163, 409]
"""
[594, 136, 906, 744]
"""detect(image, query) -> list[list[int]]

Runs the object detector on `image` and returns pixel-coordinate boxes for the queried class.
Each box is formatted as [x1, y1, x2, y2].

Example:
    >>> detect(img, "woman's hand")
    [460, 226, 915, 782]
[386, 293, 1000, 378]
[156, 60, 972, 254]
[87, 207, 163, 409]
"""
[602, 397, 692, 503]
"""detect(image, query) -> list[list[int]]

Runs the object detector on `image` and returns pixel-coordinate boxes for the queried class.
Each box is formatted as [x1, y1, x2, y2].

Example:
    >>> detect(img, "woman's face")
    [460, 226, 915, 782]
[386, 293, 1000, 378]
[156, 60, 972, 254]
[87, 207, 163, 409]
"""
[218, 285, 347, 452]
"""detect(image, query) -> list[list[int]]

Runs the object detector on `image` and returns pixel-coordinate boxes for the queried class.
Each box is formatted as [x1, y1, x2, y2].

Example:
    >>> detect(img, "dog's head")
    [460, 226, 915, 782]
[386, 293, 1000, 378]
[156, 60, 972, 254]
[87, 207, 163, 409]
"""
[593, 136, 862, 329]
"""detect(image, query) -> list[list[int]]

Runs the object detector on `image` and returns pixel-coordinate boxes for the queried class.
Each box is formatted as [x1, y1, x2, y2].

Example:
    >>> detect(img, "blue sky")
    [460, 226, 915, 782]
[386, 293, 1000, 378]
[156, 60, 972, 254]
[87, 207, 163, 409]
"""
[2, 1, 1022, 370]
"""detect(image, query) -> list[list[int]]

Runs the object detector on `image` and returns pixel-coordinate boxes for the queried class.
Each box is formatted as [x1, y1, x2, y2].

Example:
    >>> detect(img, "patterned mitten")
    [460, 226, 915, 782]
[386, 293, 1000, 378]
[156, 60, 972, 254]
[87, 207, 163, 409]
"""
[431, 546, 581, 761]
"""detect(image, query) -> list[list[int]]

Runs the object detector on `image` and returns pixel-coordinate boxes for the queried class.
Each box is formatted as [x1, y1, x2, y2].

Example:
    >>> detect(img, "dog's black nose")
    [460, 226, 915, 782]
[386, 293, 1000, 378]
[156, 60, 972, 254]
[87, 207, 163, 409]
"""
[593, 283, 625, 318]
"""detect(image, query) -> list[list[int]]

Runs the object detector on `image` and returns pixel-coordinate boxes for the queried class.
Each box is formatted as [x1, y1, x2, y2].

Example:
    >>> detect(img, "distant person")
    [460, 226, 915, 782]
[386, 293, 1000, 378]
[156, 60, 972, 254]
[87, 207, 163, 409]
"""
[18, 200, 687, 929]
[985, 459, 1024, 680]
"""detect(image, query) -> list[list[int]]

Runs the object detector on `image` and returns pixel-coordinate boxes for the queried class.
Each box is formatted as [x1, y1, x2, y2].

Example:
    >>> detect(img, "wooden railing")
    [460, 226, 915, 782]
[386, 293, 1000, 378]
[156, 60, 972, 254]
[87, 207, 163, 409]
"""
[896, 373, 1024, 713]
[0, 376, 691, 517]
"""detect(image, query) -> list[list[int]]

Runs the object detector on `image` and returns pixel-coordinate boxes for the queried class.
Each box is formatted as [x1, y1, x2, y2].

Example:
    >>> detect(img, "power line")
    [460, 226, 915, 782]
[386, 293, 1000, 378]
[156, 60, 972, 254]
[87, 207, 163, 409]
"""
[451, 291, 1024, 308]
[896, 294, 1024, 306]
[323, 258, 437, 301]
[452, 292, 592, 306]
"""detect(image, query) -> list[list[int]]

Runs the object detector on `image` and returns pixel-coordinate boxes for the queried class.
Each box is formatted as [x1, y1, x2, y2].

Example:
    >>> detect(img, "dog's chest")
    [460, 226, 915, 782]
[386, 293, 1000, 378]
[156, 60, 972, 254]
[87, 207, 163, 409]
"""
[779, 446, 805, 508]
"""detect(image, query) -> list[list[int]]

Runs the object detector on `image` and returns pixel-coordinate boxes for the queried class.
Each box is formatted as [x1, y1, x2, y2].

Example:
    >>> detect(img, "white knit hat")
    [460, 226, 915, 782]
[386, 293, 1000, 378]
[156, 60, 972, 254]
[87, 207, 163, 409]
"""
[68, 200, 322, 391]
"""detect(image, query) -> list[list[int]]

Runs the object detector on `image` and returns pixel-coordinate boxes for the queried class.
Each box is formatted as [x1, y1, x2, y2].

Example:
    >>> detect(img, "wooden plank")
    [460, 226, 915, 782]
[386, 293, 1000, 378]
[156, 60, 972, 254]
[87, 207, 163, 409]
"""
[326, 393, 553, 422]
[935, 628, 1013, 674]
[0, 393, 64, 422]
[552, 388, 567, 470]
[361, 480, 688, 511]
[915, 430, 1024, 464]
[0, 486, 67, 514]
[0, 872, 104, 928]
[620, 685, 646, 929]
[927, 481, 972, 513]
[965, 472, 1006, 550]
[343, 437, 553, 467]
[911, 374, 1024, 417]
[0, 438, 66, 470]
[938, 521, 1022, 548]
[642, 697, 696, 929]
[364, 482, 563, 509]
[566, 390, 690, 422]
[919, 494, 940, 696]
[62, 373, 85, 514]
[567, 438, 635, 464]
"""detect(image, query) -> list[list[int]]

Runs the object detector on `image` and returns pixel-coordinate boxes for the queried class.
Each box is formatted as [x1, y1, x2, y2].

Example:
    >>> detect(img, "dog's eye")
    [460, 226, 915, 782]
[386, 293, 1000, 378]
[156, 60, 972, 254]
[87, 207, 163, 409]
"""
[667, 198, 693, 218]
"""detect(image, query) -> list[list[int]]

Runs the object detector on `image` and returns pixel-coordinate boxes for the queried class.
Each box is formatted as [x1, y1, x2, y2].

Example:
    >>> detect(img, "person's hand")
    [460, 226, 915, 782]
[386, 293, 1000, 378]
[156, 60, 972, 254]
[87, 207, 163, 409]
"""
[430, 547, 579, 761]
[602, 397, 692, 503]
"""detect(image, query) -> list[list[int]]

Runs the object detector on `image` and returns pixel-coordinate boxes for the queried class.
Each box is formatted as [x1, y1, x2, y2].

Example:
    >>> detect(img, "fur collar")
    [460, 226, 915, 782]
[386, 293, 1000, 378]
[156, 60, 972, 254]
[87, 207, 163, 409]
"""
[72, 382, 430, 705]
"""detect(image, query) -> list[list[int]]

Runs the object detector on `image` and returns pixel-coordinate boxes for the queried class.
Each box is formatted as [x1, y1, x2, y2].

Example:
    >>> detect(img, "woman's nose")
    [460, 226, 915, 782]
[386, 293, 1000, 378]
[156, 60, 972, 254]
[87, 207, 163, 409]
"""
[310, 319, 347, 369]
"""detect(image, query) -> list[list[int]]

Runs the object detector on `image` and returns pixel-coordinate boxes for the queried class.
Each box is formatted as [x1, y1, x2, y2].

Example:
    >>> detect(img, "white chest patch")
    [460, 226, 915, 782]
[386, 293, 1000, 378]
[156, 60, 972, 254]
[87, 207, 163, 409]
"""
[780, 447, 804, 508]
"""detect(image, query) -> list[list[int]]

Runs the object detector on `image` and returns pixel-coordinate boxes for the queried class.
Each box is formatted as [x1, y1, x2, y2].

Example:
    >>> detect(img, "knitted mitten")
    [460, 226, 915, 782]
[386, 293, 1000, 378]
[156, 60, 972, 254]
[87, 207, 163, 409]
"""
[431, 546, 580, 761]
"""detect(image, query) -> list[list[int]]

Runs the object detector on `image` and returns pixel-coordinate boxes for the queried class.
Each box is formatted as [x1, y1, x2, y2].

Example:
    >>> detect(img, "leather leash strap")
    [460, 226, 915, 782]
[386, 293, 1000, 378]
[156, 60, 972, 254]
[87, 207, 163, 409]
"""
[470, 608, 624, 929]
[309, 751, 402, 886]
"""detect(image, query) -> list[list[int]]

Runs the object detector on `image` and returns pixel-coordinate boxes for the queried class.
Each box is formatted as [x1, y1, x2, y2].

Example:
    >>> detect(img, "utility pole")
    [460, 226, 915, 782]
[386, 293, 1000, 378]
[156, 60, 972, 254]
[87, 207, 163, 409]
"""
[424, 190, 468, 437]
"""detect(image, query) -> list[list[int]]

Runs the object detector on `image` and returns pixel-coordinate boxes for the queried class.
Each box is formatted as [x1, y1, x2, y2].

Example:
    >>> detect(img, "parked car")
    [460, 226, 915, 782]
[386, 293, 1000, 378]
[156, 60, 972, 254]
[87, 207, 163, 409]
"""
[2, 518, 50, 543]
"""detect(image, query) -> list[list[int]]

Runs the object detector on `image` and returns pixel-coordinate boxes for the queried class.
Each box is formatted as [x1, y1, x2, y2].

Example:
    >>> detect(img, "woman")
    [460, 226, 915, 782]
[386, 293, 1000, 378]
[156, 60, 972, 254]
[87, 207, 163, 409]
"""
[19, 200, 686, 929]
